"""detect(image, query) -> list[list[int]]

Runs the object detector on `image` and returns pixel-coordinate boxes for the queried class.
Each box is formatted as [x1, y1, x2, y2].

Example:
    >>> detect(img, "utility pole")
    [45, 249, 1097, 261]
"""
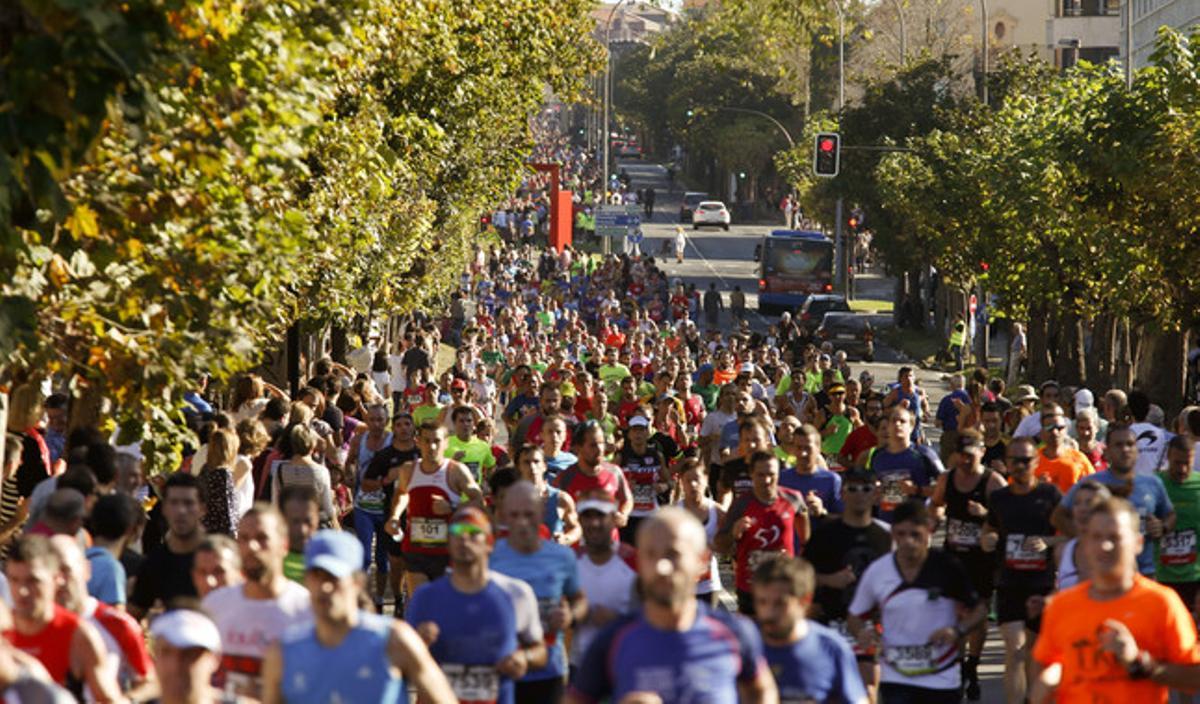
[1124, 0, 1134, 88]
[980, 0, 989, 105]
[600, 0, 629, 256]
[889, 0, 907, 64]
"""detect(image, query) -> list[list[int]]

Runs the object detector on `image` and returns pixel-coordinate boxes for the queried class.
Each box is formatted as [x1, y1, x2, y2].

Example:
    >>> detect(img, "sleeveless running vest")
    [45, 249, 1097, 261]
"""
[943, 468, 994, 553]
[355, 432, 392, 513]
[280, 611, 401, 703]
[402, 461, 458, 555]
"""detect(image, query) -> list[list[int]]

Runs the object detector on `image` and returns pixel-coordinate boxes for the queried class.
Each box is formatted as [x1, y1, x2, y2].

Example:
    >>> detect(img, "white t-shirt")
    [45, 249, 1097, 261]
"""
[701, 410, 736, 465]
[1131, 422, 1170, 476]
[571, 553, 638, 666]
[848, 551, 979, 691]
[202, 581, 313, 697]
[1012, 411, 1043, 439]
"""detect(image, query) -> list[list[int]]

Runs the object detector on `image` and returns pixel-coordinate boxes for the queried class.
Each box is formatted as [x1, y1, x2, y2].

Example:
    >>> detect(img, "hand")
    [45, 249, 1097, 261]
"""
[1098, 619, 1140, 666]
[416, 621, 439, 646]
[732, 516, 755, 540]
[431, 495, 452, 516]
[980, 532, 999, 553]
[384, 517, 403, 536]
[855, 625, 881, 651]
[1024, 536, 1048, 553]
[613, 511, 629, 528]
[453, 450, 467, 461]
[546, 603, 571, 632]
[805, 491, 826, 516]
[827, 566, 857, 589]
[928, 626, 960, 648]
[496, 648, 529, 680]
[1146, 515, 1164, 539]
[966, 500, 987, 518]
[899, 479, 919, 497]
[589, 605, 619, 627]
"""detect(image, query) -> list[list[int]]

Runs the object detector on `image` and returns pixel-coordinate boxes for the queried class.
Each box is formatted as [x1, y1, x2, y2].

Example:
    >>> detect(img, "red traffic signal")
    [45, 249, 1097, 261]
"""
[813, 132, 840, 177]
[848, 216, 859, 229]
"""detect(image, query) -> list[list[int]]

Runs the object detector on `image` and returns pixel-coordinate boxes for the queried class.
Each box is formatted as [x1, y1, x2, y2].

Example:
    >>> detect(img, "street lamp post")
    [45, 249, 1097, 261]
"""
[980, 0, 989, 105]
[888, 0, 907, 64]
[833, 0, 846, 112]
[600, 0, 629, 255]
[1124, 0, 1133, 88]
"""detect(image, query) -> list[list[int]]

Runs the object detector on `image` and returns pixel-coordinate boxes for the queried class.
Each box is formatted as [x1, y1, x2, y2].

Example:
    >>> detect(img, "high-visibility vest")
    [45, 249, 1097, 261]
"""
[949, 321, 967, 347]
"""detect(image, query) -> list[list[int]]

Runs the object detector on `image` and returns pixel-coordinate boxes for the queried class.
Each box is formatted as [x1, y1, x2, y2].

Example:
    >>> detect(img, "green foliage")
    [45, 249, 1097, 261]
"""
[1, 0, 601, 471]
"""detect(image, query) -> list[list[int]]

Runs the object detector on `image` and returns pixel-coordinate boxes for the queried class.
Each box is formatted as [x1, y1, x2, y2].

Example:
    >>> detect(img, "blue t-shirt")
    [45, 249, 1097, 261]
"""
[1063, 469, 1173, 575]
[867, 444, 944, 522]
[779, 468, 844, 514]
[765, 621, 868, 704]
[504, 394, 539, 422]
[546, 452, 578, 482]
[85, 546, 126, 606]
[490, 539, 581, 681]
[936, 390, 970, 432]
[407, 575, 536, 704]
[280, 610, 402, 704]
[570, 604, 767, 703]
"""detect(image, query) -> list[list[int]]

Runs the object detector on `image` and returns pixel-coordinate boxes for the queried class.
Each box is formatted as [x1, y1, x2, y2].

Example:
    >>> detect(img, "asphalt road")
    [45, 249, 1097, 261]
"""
[615, 159, 1012, 704]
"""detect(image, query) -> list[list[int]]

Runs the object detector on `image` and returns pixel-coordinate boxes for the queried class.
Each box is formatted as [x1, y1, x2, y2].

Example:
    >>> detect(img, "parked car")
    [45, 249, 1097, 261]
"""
[679, 192, 710, 223]
[798, 294, 850, 325]
[817, 312, 875, 361]
[692, 201, 731, 230]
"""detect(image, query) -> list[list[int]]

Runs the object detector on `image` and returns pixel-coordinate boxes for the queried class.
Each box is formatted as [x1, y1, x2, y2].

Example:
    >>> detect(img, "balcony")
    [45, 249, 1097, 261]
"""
[1060, 0, 1121, 17]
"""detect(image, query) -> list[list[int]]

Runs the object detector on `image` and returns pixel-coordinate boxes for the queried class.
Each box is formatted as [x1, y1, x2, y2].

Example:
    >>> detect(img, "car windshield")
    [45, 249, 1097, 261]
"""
[684, 194, 708, 206]
[821, 313, 867, 330]
[699, 203, 723, 210]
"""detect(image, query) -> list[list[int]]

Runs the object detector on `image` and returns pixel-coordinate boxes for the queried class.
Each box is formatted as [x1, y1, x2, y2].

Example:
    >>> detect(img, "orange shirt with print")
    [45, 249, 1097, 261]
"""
[713, 368, 737, 385]
[1033, 574, 1200, 704]
[1034, 447, 1095, 494]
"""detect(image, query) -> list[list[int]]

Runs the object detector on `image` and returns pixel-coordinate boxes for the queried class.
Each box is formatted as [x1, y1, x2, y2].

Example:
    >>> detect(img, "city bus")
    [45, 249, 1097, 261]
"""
[757, 230, 834, 314]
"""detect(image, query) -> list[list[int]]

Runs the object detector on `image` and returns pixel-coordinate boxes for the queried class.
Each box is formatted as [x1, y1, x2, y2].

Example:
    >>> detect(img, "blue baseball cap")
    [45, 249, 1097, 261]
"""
[305, 530, 363, 579]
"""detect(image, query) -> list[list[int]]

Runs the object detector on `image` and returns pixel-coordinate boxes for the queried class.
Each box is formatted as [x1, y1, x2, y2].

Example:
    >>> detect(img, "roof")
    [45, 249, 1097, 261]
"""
[766, 229, 831, 242]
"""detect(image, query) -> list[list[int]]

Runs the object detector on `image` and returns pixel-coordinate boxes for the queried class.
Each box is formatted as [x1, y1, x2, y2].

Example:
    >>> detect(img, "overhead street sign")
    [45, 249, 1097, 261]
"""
[595, 205, 641, 239]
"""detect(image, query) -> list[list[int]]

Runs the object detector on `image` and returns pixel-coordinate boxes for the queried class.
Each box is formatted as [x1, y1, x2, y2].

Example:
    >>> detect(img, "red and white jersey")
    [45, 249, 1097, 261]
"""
[83, 597, 153, 701]
[402, 461, 459, 555]
[201, 581, 312, 698]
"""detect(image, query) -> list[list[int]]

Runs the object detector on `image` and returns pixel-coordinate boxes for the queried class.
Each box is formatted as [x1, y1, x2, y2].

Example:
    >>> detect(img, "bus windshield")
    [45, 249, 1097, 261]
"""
[762, 237, 832, 281]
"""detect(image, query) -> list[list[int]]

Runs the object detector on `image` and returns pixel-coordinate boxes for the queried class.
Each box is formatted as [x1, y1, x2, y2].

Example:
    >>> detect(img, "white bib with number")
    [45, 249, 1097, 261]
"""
[410, 517, 448, 545]
[442, 664, 499, 703]
[1004, 534, 1048, 571]
[632, 482, 658, 513]
[884, 644, 937, 675]
[946, 518, 982, 548]
[1161, 529, 1198, 565]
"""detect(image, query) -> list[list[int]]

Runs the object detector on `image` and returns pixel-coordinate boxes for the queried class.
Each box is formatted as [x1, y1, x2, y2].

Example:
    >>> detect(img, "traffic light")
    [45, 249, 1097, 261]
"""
[847, 215, 859, 230]
[813, 132, 840, 177]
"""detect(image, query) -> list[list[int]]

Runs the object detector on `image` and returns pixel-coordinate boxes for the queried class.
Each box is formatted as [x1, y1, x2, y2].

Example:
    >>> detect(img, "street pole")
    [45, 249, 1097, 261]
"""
[601, 0, 629, 256]
[979, 0, 989, 106]
[835, 0, 846, 112]
[889, 0, 907, 64]
[1124, 0, 1133, 88]
[835, 198, 845, 295]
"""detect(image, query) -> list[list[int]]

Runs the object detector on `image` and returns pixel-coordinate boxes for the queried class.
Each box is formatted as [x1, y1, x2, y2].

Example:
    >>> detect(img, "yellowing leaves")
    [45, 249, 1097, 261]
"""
[65, 205, 100, 239]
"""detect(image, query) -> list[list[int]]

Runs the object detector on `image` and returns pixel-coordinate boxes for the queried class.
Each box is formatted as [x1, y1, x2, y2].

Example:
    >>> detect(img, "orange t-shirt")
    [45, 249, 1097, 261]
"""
[1034, 447, 1095, 494]
[713, 368, 736, 385]
[1033, 575, 1200, 703]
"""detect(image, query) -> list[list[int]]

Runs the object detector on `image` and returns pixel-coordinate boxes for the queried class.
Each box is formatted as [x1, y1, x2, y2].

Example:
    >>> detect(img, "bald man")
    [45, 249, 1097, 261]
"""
[568, 508, 779, 703]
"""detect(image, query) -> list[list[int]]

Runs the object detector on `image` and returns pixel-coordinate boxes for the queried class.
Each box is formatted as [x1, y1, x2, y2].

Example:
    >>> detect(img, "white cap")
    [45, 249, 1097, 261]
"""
[1074, 388, 1095, 414]
[739, 362, 755, 374]
[577, 498, 617, 514]
[150, 610, 222, 652]
[628, 415, 650, 428]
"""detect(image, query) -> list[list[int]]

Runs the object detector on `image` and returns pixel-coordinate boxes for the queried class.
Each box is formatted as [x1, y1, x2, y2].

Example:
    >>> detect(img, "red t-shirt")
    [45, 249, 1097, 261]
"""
[554, 462, 632, 542]
[90, 599, 154, 679]
[722, 488, 808, 592]
[6, 604, 81, 684]
[839, 426, 878, 466]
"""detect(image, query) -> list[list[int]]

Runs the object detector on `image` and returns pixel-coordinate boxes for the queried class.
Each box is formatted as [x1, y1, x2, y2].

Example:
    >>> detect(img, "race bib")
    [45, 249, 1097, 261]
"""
[1161, 529, 1198, 565]
[946, 518, 982, 548]
[880, 474, 908, 512]
[632, 482, 657, 513]
[697, 548, 715, 584]
[410, 517, 448, 546]
[883, 644, 940, 676]
[1005, 534, 1048, 571]
[356, 489, 386, 513]
[442, 664, 499, 704]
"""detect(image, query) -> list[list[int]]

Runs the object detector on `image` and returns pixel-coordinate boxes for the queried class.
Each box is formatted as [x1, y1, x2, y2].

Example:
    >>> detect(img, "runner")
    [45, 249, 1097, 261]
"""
[567, 507, 778, 703]
[553, 422, 633, 533]
[848, 499, 986, 704]
[202, 506, 311, 698]
[1053, 424, 1174, 577]
[1156, 435, 1200, 615]
[537, 415, 578, 481]
[930, 429, 1006, 701]
[261, 530, 456, 703]
[192, 535, 242, 599]
[718, 417, 776, 506]
[780, 423, 843, 521]
[513, 445, 581, 545]
[129, 472, 207, 620]
[406, 507, 547, 704]
[1032, 497, 1200, 703]
[2, 535, 123, 700]
[387, 421, 484, 597]
[675, 458, 726, 607]
[280, 487, 319, 584]
[1031, 403, 1093, 493]
[754, 555, 868, 704]
[715, 451, 810, 616]
[1052, 480, 1112, 591]
[447, 405, 496, 483]
[361, 412, 420, 613]
[866, 407, 943, 523]
[569, 497, 638, 673]
[805, 468, 892, 702]
[616, 414, 672, 544]
[980, 436, 1062, 704]
[49, 535, 155, 702]
[148, 609, 228, 704]
[490, 481, 586, 702]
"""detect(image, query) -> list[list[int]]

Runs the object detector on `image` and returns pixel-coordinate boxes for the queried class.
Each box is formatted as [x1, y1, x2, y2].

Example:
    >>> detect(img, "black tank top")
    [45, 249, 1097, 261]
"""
[943, 468, 993, 553]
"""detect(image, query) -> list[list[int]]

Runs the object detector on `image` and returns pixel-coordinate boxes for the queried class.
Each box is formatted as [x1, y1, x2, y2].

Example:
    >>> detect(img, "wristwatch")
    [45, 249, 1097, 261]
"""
[1126, 650, 1155, 680]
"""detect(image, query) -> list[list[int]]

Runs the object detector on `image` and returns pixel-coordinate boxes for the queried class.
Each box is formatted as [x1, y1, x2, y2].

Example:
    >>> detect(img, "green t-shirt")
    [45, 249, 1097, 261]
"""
[694, 383, 720, 411]
[482, 350, 505, 366]
[412, 403, 443, 427]
[598, 364, 631, 396]
[284, 552, 305, 583]
[1156, 470, 1200, 583]
[820, 413, 854, 456]
[446, 435, 496, 481]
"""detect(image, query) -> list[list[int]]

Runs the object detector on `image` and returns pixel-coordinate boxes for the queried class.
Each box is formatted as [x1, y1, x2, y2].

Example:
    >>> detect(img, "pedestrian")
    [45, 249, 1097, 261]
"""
[730, 285, 746, 322]
[644, 186, 656, 219]
[781, 194, 794, 228]
[674, 226, 687, 263]
[1007, 322, 1026, 386]
[703, 282, 723, 327]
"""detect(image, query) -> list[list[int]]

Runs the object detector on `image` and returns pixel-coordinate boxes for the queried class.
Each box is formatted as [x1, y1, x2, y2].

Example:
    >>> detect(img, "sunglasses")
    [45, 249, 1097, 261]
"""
[845, 484, 874, 493]
[449, 523, 487, 538]
[1043, 423, 1067, 432]
[1009, 456, 1035, 465]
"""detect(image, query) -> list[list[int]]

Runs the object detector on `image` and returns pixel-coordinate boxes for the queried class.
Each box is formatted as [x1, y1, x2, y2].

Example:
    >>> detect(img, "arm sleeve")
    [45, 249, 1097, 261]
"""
[1162, 586, 1200, 664]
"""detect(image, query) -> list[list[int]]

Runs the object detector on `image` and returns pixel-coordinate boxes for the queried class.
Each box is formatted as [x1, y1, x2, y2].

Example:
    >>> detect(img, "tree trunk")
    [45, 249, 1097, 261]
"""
[287, 324, 302, 397]
[1115, 317, 1135, 389]
[330, 325, 348, 365]
[1026, 307, 1053, 383]
[1134, 328, 1187, 418]
[1054, 311, 1086, 386]
[1088, 314, 1115, 391]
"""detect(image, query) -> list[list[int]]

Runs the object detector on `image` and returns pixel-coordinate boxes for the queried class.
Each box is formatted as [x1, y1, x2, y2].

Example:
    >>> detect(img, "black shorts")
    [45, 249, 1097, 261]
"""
[952, 550, 996, 600]
[403, 552, 449, 581]
[1166, 580, 1200, 613]
[879, 682, 962, 704]
[618, 515, 647, 546]
[996, 582, 1053, 627]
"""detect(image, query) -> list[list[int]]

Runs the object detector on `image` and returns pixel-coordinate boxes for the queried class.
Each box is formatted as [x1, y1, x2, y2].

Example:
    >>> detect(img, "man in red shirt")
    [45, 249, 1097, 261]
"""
[554, 422, 633, 534]
[3, 535, 123, 700]
[840, 394, 883, 468]
[715, 451, 810, 616]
